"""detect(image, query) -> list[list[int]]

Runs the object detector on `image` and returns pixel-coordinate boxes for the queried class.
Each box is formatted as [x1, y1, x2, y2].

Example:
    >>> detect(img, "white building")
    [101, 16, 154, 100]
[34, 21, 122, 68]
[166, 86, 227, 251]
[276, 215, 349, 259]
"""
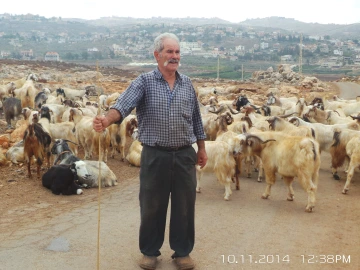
[44, 52, 60, 61]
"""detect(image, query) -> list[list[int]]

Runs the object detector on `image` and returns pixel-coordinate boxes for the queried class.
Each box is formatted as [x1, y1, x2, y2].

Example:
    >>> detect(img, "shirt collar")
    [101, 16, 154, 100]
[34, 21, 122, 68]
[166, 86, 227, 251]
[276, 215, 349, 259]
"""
[154, 67, 182, 82]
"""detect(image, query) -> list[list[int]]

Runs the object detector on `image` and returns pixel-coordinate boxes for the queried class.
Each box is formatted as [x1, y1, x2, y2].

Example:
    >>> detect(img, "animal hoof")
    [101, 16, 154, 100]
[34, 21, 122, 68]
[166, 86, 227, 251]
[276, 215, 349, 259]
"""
[247, 174, 251, 178]
[305, 206, 314, 212]
[236, 186, 240, 190]
[257, 177, 263, 182]
[261, 194, 269, 199]
[333, 174, 340, 180]
[342, 189, 348, 194]
[196, 188, 201, 193]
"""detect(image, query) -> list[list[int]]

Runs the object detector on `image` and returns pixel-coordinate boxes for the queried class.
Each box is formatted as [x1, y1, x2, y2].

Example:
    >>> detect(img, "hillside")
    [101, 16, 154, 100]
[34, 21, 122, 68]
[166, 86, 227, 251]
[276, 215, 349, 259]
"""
[240, 16, 360, 38]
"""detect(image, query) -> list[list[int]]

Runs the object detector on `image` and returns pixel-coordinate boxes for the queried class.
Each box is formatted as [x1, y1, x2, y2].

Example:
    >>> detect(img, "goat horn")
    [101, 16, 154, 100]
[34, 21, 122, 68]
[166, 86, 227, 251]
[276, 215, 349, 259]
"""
[226, 104, 240, 114]
[278, 112, 298, 118]
[64, 139, 79, 146]
[246, 134, 276, 144]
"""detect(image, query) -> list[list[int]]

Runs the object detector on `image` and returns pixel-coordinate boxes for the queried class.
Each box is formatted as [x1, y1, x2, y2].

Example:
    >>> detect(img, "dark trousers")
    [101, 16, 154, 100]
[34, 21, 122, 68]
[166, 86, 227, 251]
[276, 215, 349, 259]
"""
[139, 145, 197, 258]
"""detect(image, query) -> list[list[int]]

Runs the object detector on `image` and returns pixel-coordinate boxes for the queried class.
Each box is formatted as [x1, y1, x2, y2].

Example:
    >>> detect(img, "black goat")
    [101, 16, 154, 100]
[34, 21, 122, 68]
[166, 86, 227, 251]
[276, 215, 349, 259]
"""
[51, 139, 118, 188]
[3, 97, 22, 129]
[34, 91, 48, 109]
[42, 161, 89, 195]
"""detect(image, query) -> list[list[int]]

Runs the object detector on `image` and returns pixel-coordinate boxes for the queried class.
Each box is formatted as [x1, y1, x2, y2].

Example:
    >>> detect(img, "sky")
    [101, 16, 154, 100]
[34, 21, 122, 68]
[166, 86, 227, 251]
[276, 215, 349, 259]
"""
[2, 0, 360, 25]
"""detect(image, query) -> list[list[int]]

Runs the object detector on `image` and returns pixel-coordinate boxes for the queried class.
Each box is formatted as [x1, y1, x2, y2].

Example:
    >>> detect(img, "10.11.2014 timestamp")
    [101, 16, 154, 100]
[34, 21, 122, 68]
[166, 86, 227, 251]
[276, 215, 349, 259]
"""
[221, 254, 291, 264]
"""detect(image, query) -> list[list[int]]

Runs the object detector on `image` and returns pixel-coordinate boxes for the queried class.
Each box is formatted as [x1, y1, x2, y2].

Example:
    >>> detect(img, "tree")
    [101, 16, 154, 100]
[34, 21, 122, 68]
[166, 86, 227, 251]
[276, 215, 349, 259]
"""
[81, 51, 89, 60]
[64, 52, 74, 60]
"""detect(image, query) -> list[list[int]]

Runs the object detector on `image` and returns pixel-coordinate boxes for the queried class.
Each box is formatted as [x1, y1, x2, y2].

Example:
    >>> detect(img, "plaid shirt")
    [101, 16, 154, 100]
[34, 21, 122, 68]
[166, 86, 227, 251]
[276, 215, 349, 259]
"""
[111, 68, 206, 148]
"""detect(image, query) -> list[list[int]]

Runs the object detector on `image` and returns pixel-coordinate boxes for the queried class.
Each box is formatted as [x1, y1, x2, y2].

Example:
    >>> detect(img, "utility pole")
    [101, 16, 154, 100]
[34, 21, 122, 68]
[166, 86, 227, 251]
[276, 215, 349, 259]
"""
[299, 33, 303, 75]
[217, 54, 220, 82]
[241, 64, 244, 81]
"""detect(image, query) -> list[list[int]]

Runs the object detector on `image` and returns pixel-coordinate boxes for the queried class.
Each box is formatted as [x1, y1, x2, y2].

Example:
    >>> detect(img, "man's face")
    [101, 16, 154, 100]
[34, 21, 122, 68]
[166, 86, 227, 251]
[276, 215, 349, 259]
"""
[154, 38, 180, 73]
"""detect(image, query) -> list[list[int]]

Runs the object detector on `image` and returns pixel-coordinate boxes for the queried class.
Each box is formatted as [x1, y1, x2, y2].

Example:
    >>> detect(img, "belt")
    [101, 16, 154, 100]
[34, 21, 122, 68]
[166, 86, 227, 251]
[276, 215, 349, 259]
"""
[144, 144, 191, 152]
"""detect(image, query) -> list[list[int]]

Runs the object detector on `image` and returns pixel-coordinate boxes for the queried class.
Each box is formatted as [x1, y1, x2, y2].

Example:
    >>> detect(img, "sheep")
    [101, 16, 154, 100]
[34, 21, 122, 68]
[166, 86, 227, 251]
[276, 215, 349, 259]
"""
[238, 132, 320, 212]
[192, 138, 241, 201]
[2, 97, 22, 129]
[23, 123, 52, 178]
[51, 139, 118, 187]
[42, 161, 89, 195]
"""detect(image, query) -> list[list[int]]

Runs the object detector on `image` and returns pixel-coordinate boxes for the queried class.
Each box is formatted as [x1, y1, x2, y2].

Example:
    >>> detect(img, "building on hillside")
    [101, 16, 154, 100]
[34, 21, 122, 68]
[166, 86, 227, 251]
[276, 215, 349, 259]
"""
[1, 51, 11, 58]
[281, 55, 293, 62]
[334, 49, 343, 56]
[20, 49, 33, 58]
[44, 52, 60, 61]
[112, 44, 125, 56]
[260, 42, 269, 50]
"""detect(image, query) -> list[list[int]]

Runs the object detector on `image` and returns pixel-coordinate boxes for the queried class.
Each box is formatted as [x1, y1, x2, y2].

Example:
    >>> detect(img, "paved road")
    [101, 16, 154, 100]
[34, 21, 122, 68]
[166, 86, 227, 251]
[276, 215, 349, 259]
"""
[335, 82, 360, 99]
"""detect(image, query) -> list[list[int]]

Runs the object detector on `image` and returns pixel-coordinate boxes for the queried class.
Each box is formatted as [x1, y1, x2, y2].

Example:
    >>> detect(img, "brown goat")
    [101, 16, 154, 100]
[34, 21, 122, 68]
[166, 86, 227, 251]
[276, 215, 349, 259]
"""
[23, 123, 52, 178]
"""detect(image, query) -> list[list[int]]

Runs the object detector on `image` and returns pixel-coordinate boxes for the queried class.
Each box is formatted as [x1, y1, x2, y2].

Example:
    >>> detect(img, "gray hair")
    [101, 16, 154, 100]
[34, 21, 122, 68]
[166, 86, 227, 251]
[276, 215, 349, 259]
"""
[153, 33, 180, 53]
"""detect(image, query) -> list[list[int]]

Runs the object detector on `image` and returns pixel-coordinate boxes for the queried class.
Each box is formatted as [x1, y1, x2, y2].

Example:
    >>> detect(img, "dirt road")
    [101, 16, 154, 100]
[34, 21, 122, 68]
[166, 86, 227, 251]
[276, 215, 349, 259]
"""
[1, 83, 360, 270]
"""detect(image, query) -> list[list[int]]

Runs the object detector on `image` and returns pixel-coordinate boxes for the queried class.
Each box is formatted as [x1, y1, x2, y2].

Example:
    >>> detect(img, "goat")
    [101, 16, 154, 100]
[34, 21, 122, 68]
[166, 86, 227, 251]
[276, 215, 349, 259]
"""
[3, 97, 22, 129]
[51, 139, 118, 187]
[329, 129, 360, 191]
[126, 130, 142, 167]
[11, 73, 38, 89]
[42, 161, 89, 195]
[238, 132, 320, 212]
[108, 115, 138, 161]
[12, 79, 39, 109]
[56, 87, 87, 101]
[23, 123, 52, 178]
[34, 90, 48, 109]
[192, 139, 241, 201]
[5, 140, 26, 164]
[267, 116, 315, 138]
[202, 111, 234, 140]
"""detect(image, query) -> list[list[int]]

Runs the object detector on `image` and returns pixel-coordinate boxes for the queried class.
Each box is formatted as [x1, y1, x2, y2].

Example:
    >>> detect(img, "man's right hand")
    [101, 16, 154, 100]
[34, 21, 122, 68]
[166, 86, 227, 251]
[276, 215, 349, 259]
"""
[93, 115, 108, 132]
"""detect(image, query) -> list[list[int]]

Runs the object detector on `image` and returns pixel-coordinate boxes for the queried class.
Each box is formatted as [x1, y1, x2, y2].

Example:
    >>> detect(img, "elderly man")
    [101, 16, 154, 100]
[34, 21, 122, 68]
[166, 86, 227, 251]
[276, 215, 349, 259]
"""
[93, 33, 207, 270]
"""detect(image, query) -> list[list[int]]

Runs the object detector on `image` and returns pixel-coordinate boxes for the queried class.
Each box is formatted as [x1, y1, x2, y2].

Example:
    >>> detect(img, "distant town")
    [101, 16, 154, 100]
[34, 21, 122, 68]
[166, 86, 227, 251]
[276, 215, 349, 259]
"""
[0, 13, 360, 78]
